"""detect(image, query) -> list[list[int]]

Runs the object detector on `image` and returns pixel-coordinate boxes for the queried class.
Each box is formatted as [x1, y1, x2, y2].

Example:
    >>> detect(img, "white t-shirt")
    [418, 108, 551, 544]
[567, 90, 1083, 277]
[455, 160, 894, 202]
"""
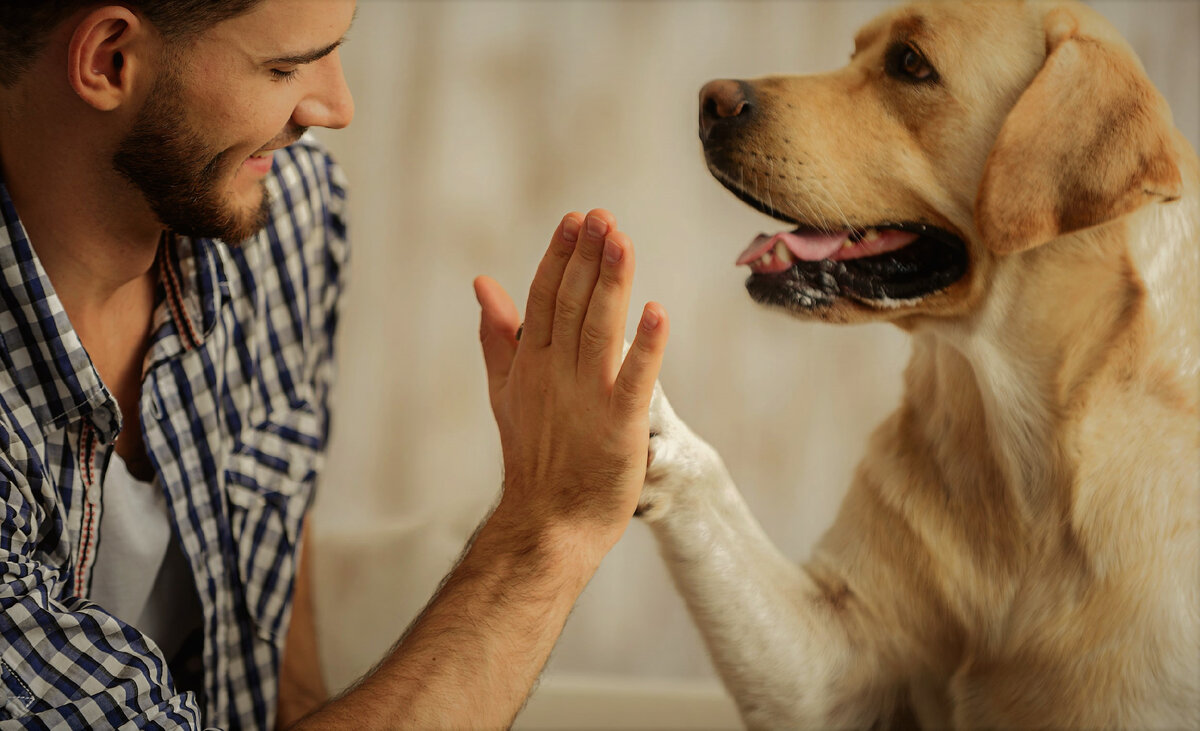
[89, 455, 203, 662]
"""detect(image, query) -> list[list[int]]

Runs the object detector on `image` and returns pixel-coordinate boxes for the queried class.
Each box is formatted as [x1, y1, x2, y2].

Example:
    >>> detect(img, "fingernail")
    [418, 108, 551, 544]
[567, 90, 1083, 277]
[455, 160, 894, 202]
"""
[562, 216, 581, 243]
[604, 237, 623, 264]
[641, 307, 660, 330]
[586, 215, 608, 239]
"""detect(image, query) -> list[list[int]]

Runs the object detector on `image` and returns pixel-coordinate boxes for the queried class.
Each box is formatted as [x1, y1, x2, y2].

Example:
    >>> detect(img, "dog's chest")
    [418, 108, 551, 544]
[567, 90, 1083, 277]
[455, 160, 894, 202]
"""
[925, 551, 1198, 728]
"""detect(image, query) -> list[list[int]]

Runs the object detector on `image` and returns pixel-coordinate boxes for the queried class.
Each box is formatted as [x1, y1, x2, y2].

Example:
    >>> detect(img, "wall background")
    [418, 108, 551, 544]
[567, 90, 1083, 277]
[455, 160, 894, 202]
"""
[309, 0, 1200, 716]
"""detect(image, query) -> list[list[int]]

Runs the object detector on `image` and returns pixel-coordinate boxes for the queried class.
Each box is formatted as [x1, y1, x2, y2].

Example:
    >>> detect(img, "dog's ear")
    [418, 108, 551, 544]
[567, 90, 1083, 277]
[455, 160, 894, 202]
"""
[975, 7, 1182, 255]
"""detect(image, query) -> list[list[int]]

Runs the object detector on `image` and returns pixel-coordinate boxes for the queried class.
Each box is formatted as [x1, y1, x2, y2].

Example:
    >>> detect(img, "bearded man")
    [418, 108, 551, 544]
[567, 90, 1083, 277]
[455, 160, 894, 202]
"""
[0, 1, 668, 728]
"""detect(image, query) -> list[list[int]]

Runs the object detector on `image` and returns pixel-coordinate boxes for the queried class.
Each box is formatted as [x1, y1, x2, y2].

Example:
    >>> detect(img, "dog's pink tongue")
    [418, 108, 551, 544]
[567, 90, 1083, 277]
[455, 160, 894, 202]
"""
[736, 230, 848, 266]
[737, 229, 920, 269]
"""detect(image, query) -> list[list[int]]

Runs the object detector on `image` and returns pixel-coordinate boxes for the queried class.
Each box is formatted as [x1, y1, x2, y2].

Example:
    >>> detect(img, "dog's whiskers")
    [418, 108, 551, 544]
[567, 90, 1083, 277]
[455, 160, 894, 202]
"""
[811, 171, 856, 234]
[765, 158, 776, 216]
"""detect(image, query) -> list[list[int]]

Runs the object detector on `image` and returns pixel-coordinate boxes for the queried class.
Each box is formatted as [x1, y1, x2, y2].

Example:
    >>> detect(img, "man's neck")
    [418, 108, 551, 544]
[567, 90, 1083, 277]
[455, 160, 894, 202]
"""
[0, 88, 165, 432]
[0, 93, 163, 333]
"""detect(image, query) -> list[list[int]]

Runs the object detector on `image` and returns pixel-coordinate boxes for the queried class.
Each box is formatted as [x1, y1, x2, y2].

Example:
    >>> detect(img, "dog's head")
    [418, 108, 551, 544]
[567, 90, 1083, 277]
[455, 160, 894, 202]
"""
[701, 0, 1182, 324]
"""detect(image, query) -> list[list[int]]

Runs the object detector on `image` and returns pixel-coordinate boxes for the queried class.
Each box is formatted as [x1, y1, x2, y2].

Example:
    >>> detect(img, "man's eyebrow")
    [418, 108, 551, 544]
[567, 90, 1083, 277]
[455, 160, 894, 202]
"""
[261, 38, 345, 66]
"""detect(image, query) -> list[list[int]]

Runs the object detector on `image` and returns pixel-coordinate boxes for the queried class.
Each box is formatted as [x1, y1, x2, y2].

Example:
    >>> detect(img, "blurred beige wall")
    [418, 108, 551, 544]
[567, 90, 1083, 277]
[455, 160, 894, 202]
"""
[310, 0, 1200, 699]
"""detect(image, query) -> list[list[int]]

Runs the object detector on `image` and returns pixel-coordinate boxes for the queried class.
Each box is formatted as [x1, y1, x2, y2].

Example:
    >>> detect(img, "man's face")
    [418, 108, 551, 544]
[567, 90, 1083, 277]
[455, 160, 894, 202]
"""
[113, 0, 356, 243]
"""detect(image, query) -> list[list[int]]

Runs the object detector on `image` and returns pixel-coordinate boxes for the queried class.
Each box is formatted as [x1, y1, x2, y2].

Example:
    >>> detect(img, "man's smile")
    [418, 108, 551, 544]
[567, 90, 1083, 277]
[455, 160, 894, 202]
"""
[242, 149, 275, 175]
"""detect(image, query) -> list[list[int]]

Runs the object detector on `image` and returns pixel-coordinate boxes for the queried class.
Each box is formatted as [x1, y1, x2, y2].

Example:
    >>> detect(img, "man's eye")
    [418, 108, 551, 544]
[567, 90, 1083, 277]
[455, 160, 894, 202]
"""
[886, 43, 938, 83]
[270, 68, 300, 82]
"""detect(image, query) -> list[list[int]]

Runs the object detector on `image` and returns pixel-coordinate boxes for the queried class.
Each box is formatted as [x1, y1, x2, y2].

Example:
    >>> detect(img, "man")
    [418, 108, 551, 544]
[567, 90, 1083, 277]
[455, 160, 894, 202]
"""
[0, 0, 668, 728]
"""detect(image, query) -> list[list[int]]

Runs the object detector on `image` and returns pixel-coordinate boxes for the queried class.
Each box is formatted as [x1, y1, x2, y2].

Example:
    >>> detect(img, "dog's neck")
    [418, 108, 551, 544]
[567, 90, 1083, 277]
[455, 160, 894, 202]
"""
[910, 178, 1199, 525]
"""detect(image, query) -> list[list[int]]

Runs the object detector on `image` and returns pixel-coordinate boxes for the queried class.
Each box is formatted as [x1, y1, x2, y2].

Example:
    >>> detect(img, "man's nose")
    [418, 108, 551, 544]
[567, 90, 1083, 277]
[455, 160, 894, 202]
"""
[294, 51, 355, 130]
[698, 79, 755, 143]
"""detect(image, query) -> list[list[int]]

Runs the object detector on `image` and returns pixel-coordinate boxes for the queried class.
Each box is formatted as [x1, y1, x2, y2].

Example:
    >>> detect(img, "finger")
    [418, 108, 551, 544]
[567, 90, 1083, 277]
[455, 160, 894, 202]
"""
[552, 209, 616, 364]
[474, 276, 521, 393]
[612, 303, 669, 417]
[521, 212, 583, 349]
[577, 229, 634, 382]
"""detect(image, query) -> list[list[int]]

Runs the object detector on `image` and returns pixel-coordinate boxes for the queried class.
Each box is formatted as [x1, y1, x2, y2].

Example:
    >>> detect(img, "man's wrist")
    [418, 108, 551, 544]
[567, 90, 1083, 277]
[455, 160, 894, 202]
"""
[477, 495, 617, 595]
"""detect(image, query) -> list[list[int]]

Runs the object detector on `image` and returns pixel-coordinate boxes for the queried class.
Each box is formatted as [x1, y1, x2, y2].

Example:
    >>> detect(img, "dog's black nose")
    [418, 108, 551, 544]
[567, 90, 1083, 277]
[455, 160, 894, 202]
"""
[699, 79, 754, 143]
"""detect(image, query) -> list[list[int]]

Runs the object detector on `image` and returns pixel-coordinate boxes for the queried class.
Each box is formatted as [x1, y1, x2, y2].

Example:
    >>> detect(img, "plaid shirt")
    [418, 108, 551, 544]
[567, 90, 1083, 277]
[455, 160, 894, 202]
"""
[0, 136, 347, 729]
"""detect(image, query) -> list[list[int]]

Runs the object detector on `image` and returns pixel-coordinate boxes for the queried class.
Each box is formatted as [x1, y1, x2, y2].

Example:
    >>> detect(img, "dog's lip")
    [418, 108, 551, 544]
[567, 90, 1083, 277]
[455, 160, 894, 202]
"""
[718, 170, 797, 225]
[714, 166, 943, 259]
[743, 223, 969, 307]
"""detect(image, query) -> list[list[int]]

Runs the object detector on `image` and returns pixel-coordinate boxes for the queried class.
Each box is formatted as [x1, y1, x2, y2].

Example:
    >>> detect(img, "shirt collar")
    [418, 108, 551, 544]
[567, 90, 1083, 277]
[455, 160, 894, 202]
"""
[145, 230, 230, 370]
[0, 174, 118, 437]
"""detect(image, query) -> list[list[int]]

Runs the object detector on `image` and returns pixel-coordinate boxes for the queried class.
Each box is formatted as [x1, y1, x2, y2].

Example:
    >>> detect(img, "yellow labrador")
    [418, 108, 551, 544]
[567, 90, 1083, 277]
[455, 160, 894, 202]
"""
[639, 1, 1199, 727]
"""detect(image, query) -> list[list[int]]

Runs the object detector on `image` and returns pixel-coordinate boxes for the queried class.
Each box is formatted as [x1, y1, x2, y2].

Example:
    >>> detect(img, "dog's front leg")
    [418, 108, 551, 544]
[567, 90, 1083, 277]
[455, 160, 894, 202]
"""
[640, 386, 889, 729]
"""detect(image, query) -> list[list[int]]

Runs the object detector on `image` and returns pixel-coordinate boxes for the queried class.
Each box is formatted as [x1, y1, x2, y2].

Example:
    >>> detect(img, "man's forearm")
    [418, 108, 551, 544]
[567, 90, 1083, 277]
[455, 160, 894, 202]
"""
[291, 506, 600, 730]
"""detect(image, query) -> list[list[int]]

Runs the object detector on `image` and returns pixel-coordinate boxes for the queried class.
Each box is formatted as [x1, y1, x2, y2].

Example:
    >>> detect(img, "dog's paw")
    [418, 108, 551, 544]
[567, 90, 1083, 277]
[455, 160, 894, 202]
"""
[636, 380, 720, 522]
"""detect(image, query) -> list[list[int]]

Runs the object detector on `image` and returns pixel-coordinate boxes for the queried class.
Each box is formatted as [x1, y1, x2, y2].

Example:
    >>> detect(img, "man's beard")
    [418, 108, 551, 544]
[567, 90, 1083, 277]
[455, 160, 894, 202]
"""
[112, 66, 273, 244]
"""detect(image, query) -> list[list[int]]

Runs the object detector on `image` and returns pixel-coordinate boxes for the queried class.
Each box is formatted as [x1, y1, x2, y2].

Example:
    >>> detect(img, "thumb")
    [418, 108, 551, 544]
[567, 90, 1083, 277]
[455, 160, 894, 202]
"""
[473, 276, 520, 391]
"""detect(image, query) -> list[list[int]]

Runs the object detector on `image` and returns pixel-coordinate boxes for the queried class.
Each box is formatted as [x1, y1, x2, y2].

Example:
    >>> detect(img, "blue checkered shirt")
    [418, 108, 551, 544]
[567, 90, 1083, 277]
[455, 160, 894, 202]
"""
[0, 136, 347, 729]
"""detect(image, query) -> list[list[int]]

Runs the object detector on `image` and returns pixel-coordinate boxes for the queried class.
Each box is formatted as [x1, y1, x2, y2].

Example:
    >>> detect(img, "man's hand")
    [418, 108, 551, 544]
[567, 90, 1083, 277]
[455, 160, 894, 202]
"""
[292, 210, 666, 729]
[473, 209, 669, 559]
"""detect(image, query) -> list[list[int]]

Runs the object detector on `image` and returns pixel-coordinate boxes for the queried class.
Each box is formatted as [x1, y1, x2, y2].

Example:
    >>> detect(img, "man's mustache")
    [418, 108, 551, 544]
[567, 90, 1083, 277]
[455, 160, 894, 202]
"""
[259, 125, 309, 153]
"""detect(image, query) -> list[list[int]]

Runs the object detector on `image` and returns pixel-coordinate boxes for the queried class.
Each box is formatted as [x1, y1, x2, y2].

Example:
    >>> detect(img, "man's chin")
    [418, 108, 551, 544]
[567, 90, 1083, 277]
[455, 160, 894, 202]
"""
[224, 183, 273, 244]
[171, 184, 272, 245]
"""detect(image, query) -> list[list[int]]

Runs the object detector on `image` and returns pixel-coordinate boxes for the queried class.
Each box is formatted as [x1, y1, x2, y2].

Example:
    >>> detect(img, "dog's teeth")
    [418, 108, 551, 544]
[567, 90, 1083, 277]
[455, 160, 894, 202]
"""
[841, 236, 854, 249]
[774, 241, 793, 264]
[864, 228, 880, 242]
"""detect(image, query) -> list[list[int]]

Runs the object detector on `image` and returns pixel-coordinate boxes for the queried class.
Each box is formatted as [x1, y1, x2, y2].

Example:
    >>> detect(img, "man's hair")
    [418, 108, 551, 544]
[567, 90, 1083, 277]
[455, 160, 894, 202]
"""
[0, 1, 265, 87]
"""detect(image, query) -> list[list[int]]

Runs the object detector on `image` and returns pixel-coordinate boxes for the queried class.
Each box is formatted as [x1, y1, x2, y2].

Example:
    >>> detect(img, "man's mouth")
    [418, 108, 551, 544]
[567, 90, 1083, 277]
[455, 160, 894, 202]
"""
[720, 179, 969, 310]
[242, 150, 275, 175]
[245, 127, 307, 164]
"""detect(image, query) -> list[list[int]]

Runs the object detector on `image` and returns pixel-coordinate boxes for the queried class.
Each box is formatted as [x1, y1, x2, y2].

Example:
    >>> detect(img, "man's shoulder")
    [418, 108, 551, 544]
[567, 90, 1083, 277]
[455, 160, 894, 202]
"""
[270, 133, 349, 210]
[224, 134, 348, 336]
[256, 134, 349, 262]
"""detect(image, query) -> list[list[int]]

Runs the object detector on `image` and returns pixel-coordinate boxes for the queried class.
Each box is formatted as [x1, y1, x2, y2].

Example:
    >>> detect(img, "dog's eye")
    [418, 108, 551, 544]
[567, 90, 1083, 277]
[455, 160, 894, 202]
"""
[886, 42, 938, 83]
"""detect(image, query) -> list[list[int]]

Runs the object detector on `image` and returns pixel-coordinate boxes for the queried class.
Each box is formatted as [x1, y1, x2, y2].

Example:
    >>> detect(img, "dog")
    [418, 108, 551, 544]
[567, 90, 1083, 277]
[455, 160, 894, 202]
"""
[637, 1, 1199, 727]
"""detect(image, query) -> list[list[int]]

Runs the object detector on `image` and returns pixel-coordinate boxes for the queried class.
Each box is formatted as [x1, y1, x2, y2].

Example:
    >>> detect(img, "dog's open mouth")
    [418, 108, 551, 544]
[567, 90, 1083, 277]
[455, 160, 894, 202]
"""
[726, 188, 969, 310]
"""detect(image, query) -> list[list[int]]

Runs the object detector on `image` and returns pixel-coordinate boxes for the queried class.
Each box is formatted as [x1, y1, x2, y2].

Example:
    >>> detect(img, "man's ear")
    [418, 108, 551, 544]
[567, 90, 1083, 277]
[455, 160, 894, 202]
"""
[67, 6, 149, 112]
[974, 7, 1182, 255]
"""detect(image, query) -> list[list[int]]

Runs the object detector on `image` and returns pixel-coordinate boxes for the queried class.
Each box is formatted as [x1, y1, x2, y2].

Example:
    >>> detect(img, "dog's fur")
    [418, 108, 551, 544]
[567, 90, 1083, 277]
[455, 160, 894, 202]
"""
[639, 1, 1199, 727]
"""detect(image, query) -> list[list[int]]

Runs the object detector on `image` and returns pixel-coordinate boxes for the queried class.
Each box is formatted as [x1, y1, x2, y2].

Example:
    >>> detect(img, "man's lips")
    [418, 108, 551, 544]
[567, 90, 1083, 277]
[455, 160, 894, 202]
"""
[240, 127, 306, 175]
[242, 127, 306, 168]
[242, 150, 275, 174]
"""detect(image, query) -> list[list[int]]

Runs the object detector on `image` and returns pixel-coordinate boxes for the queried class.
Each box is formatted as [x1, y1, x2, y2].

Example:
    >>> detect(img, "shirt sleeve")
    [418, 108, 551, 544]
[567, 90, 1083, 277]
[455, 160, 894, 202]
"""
[0, 463, 205, 729]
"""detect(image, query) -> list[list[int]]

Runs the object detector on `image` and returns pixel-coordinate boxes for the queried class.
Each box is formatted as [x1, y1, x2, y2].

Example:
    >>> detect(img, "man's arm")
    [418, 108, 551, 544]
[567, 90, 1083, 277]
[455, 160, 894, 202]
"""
[297, 505, 600, 729]
[293, 209, 668, 729]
